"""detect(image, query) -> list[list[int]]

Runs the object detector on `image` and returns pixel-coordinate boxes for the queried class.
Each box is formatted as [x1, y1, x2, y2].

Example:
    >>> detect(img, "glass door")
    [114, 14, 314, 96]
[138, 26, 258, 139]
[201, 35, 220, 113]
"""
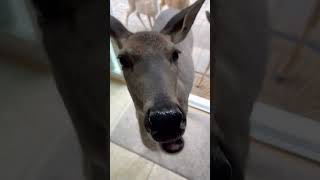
[250, 0, 320, 163]
[110, 3, 124, 82]
[110, 39, 124, 81]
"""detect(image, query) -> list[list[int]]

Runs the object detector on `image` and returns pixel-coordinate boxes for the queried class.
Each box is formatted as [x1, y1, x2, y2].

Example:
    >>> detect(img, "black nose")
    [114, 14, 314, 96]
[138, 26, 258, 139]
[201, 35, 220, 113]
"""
[145, 105, 186, 142]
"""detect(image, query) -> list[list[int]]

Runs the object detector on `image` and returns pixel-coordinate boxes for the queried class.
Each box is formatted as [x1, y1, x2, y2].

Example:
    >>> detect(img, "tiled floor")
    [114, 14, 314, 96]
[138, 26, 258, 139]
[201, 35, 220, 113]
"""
[110, 0, 210, 100]
[110, 80, 187, 180]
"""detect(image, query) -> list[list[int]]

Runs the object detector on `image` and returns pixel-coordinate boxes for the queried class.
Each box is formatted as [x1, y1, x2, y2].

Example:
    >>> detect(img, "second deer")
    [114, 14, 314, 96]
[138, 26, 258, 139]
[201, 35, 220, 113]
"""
[160, 0, 190, 10]
[126, 0, 158, 29]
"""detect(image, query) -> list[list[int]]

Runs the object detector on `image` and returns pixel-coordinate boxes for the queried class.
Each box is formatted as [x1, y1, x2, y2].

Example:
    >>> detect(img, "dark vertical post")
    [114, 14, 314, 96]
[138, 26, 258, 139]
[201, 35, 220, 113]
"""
[213, 0, 269, 179]
[30, 0, 108, 179]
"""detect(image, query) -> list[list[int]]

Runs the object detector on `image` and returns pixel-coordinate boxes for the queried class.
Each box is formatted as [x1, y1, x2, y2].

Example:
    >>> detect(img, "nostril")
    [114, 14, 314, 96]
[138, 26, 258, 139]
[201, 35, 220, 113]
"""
[180, 119, 186, 130]
[146, 105, 186, 133]
[151, 131, 158, 136]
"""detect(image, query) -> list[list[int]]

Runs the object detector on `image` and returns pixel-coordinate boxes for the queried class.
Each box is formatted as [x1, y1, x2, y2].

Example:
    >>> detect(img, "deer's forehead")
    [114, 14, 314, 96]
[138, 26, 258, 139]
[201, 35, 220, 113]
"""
[124, 32, 173, 54]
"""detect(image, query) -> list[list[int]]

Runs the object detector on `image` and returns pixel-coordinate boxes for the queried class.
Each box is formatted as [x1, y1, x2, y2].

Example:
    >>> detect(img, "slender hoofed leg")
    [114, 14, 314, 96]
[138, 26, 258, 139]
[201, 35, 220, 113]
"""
[147, 16, 153, 29]
[126, 0, 136, 28]
[197, 62, 210, 87]
[136, 12, 147, 29]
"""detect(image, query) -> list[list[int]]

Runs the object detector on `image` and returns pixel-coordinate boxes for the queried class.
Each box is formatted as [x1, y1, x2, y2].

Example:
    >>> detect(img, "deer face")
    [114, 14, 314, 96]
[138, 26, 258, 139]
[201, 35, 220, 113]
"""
[111, 0, 205, 146]
[119, 31, 186, 143]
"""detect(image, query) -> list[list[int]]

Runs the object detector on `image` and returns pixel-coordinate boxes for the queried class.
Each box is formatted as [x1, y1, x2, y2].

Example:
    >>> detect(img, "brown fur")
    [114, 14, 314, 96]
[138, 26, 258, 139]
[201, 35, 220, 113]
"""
[122, 32, 173, 56]
[160, 0, 190, 10]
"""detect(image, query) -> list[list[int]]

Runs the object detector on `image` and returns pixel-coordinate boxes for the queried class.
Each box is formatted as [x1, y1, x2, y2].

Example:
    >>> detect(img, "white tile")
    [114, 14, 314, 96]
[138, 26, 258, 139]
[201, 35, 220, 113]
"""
[110, 143, 154, 180]
[148, 164, 187, 180]
[110, 80, 132, 133]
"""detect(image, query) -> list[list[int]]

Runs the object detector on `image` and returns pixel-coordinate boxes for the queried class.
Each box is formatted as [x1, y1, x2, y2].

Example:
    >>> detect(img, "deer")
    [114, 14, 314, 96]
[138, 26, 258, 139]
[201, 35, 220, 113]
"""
[126, 0, 158, 29]
[111, 0, 205, 154]
[160, 0, 190, 10]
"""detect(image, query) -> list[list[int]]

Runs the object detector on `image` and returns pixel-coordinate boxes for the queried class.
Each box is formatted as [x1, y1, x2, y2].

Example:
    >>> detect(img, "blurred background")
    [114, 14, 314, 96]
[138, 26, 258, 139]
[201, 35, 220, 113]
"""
[0, 0, 85, 179]
[239, 0, 320, 179]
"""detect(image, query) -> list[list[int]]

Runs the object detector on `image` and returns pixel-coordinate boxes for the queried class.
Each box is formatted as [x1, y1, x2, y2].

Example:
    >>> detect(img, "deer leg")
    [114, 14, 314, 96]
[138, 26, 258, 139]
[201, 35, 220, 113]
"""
[160, 0, 165, 10]
[126, 9, 135, 28]
[136, 12, 147, 29]
[126, 0, 136, 28]
[152, 17, 156, 28]
[147, 16, 153, 29]
[125, 11, 132, 28]
[197, 62, 210, 87]
[276, 1, 320, 80]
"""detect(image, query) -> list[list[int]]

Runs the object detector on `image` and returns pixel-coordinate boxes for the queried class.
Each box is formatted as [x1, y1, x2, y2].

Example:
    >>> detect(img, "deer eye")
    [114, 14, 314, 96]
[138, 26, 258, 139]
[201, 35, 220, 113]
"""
[117, 54, 132, 68]
[171, 49, 181, 63]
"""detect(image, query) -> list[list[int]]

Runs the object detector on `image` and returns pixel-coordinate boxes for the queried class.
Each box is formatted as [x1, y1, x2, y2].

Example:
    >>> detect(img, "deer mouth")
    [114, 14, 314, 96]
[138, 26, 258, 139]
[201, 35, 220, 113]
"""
[150, 129, 184, 142]
[160, 137, 184, 154]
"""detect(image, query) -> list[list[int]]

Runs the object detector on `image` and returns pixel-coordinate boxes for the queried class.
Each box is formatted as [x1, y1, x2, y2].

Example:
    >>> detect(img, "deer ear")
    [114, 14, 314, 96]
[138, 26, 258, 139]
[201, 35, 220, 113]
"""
[110, 16, 132, 48]
[160, 0, 205, 44]
[206, 11, 210, 23]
